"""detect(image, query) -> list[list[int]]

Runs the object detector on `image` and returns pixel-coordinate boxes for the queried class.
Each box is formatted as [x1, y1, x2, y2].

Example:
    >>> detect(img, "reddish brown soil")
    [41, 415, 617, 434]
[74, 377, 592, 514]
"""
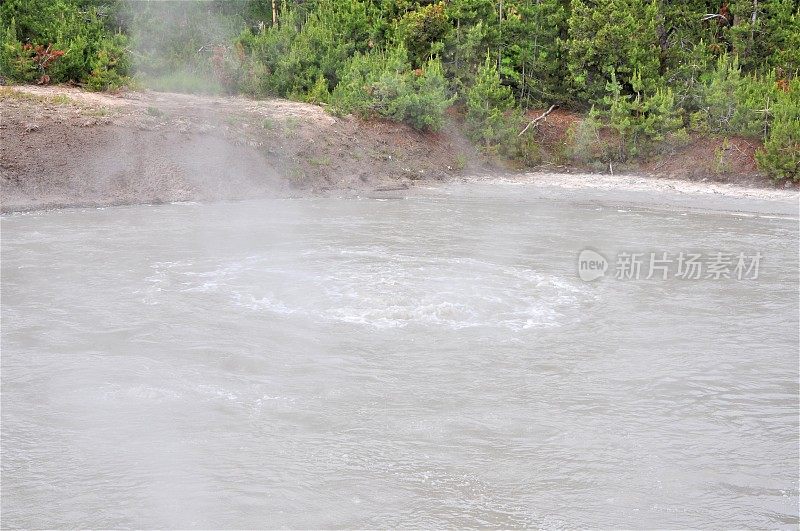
[527, 107, 582, 148]
[639, 135, 763, 186]
[522, 106, 783, 189]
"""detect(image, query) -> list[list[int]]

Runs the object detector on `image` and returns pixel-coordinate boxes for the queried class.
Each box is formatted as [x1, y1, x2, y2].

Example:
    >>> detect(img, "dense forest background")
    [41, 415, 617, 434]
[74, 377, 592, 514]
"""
[1, 0, 797, 180]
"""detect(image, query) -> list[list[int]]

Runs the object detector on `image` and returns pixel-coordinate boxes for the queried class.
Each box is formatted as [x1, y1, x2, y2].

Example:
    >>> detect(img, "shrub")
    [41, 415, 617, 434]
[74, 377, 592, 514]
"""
[305, 74, 331, 104]
[602, 70, 684, 160]
[565, 106, 604, 163]
[330, 45, 452, 131]
[697, 54, 776, 138]
[239, 0, 374, 99]
[664, 41, 714, 116]
[329, 49, 383, 115]
[396, 2, 450, 67]
[237, 10, 301, 97]
[375, 56, 452, 131]
[756, 78, 799, 182]
[701, 55, 749, 134]
[567, 0, 661, 104]
[0, 0, 129, 89]
[86, 34, 130, 91]
[128, 1, 242, 94]
[733, 70, 778, 139]
[1, 21, 39, 82]
[465, 56, 520, 153]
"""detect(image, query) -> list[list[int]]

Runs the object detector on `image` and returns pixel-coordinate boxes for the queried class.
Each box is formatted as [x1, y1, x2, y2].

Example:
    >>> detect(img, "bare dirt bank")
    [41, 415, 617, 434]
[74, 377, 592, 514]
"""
[1, 85, 795, 213]
[1, 85, 482, 212]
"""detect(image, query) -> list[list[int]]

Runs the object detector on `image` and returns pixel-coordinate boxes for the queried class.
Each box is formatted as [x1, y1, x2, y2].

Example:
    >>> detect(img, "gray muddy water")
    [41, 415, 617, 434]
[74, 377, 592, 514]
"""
[2, 184, 798, 528]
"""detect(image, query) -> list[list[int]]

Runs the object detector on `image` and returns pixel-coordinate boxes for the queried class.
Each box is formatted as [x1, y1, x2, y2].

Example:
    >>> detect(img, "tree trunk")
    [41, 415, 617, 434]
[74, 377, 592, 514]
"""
[497, 1, 504, 69]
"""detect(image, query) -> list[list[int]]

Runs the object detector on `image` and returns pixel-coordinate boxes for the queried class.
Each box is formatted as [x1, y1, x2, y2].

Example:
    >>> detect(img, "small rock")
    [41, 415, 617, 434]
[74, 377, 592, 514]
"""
[23, 123, 40, 132]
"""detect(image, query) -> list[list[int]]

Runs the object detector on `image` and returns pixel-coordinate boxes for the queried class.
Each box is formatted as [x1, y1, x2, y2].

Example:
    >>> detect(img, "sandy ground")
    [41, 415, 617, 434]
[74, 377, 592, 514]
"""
[1, 85, 796, 213]
[443, 173, 799, 217]
[467, 171, 797, 201]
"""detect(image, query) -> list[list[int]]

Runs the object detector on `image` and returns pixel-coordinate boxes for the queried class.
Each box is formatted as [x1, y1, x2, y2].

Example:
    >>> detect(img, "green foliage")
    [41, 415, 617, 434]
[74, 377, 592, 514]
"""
[237, 8, 301, 97]
[732, 70, 777, 138]
[128, 1, 245, 94]
[328, 48, 384, 116]
[399, 58, 453, 131]
[396, 2, 450, 67]
[465, 56, 520, 154]
[665, 40, 714, 115]
[305, 73, 331, 104]
[603, 70, 683, 160]
[239, 0, 375, 99]
[0, 20, 36, 82]
[727, 0, 800, 73]
[567, 0, 661, 105]
[763, 0, 800, 75]
[440, 0, 499, 96]
[756, 79, 800, 182]
[696, 54, 777, 138]
[566, 106, 604, 163]
[503, 0, 568, 107]
[0, 0, 130, 88]
[330, 45, 453, 131]
[439, 0, 571, 108]
[699, 54, 745, 133]
[86, 33, 129, 91]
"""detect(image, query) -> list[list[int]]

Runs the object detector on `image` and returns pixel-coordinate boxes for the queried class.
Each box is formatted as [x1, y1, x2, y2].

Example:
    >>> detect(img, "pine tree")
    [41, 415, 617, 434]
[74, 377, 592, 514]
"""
[603, 69, 682, 159]
[442, 0, 501, 92]
[396, 2, 451, 67]
[502, 0, 569, 107]
[756, 78, 800, 182]
[465, 55, 519, 150]
[330, 44, 453, 131]
[567, 0, 662, 105]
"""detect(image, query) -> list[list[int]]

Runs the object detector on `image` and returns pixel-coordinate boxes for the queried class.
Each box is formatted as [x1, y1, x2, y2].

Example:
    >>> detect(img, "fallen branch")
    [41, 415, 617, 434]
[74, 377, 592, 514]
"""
[701, 13, 729, 23]
[518, 104, 557, 136]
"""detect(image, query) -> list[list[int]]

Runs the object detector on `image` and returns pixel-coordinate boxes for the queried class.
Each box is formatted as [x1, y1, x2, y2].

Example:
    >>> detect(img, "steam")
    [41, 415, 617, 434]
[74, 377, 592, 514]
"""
[63, 1, 285, 204]
[125, 0, 246, 95]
